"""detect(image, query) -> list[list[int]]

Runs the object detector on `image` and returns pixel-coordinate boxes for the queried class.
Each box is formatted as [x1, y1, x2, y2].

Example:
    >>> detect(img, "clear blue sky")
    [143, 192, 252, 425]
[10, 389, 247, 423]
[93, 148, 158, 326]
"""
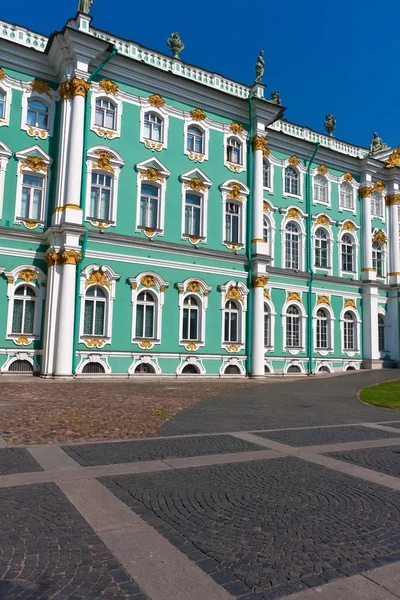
[3, 0, 399, 149]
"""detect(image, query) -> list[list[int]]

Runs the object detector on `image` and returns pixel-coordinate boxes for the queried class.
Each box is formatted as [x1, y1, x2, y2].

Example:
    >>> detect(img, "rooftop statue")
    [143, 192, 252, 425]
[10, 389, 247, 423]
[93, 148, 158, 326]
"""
[369, 132, 388, 154]
[78, 0, 93, 14]
[270, 91, 281, 105]
[254, 50, 264, 84]
[324, 113, 336, 137]
[167, 32, 184, 60]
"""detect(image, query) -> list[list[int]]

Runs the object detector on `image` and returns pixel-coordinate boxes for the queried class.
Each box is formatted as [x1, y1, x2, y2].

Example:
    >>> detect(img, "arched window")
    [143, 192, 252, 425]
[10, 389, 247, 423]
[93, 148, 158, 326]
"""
[182, 364, 200, 374]
[82, 362, 105, 374]
[0, 90, 5, 120]
[314, 175, 328, 203]
[184, 192, 202, 237]
[224, 364, 241, 375]
[286, 305, 301, 347]
[135, 363, 156, 374]
[26, 99, 48, 129]
[285, 167, 299, 195]
[340, 182, 353, 209]
[144, 113, 163, 142]
[287, 365, 301, 373]
[225, 201, 242, 244]
[182, 295, 199, 341]
[226, 138, 242, 165]
[90, 172, 113, 221]
[264, 303, 270, 347]
[94, 98, 116, 130]
[378, 315, 385, 352]
[20, 173, 44, 221]
[316, 308, 329, 349]
[372, 242, 383, 276]
[285, 222, 299, 269]
[343, 311, 356, 350]
[187, 126, 204, 154]
[9, 359, 33, 373]
[371, 192, 383, 218]
[341, 233, 355, 272]
[315, 228, 328, 268]
[263, 160, 270, 188]
[12, 285, 36, 335]
[318, 365, 330, 373]
[136, 291, 156, 339]
[139, 183, 160, 229]
[84, 286, 106, 336]
[264, 365, 271, 374]
[263, 215, 269, 243]
[224, 300, 240, 343]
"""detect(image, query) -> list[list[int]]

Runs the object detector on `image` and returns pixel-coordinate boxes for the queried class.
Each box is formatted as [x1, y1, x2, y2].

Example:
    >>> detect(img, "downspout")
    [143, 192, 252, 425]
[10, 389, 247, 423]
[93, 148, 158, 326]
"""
[245, 94, 254, 376]
[306, 142, 320, 376]
[72, 46, 118, 375]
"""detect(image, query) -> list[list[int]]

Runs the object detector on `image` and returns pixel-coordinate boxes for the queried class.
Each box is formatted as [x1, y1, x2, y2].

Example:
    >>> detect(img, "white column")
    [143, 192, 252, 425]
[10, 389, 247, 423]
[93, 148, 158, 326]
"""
[387, 289, 400, 362]
[41, 251, 62, 376]
[251, 137, 267, 255]
[53, 250, 81, 377]
[361, 284, 381, 369]
[388, 194, 400, 285]
[52, 83, 73, 225]
[251, 275, 268, 377]
[360, 186, 375, 281]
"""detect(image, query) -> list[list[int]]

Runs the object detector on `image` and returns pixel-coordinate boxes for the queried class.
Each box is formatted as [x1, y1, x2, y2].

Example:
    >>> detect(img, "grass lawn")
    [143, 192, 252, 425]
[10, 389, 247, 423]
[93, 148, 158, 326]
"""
[360, 380, 400, 409]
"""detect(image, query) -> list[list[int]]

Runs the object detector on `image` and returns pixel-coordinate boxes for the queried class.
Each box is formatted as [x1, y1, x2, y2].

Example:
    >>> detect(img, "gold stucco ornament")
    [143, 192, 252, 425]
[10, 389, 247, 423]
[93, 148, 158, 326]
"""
[21, 156, 47, 172]
[187, 281, 201, 293]
[190, 108, 206, 121]
[287, 292, 302, 303]
[317, 295, 330, 306]
[384, 148, 400, 169]
[317, 164, 328, 175]
[288, 155, 300, 166]
[141, 167, 163, 182]
[185, 178, 206, 192]
[287, 208, 300, 220]
[85, 339, 105, 348]
[28, 79, 52, 96]
[94, 150, 114, 172]
[315, 214, 329, 226]
[373, 231, 387, 245]
[252, 275, 268, 288]
[359, 186, 374, 198]
[139, 340, 153, 349]
[343, 172, 353, 182]
[148, 94, 165, 108]
[141, 275, 156, 288]
[61, 250, 82, 265]
[99, 79, 118, 95]
[18, 269, 37, 283]
[86, 269, 110, 288]
[229, 122, 244, 136]
[342, 221, 355, 232]
[344, 299, 356, 309]
[227, 183, 242, 200]
[226, 285, 243, 303]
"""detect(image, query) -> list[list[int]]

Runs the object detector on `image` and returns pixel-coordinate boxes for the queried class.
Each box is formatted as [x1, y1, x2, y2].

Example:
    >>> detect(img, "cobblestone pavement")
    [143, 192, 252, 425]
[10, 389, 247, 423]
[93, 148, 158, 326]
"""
[381, 421, 400, 429]
[101, 457, 400, 600]
[0, 483, 148, 599]
[328, 445, 400, 478]
[253, 425, 399, 447]
[62, 435, 264, 467]
[0, 448, 43, 475]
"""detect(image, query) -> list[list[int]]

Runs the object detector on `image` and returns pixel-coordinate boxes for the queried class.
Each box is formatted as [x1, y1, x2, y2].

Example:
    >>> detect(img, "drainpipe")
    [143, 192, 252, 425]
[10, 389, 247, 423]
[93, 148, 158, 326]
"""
[245, 94, 254, 376]
[306, 142, 320, 375]
[71, 46, 118, 375]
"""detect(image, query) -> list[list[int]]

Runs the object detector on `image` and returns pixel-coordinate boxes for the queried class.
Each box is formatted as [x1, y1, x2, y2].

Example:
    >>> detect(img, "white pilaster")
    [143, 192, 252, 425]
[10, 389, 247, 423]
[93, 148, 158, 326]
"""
[387, 289, 400, 362]
[387, 191, 400, 286]
[41, 250, 62, 376]
[361, 284, 381, 368]
[251, 137, 268, 256]
[251, 274, 268, 377]
[360, 182, 375, 281]
[53, 83, 72, 226]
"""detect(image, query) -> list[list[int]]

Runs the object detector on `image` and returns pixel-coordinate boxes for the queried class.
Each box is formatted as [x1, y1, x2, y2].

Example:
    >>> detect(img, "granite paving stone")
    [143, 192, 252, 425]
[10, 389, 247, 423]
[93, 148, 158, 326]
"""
[379, 422, 400, 429]
[0, 448, 43, 475]
[327, 445, 400, 478]
[252, 425, 400, 447]
[101, 456, 400, 600]
[62, 435, 264, 466]
[0, 483, 148, 599]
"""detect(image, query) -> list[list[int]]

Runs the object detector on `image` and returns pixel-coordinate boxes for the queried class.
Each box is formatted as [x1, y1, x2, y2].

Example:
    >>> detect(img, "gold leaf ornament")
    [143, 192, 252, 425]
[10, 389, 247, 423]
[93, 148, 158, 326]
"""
[141, 275, 156, 288]
[99, 79, 118, 95]
[287, 292, 302, 303]
[187, 281, 201, 293]
[229, 122, 244, 135]
[94, 150, 114, 172]
[190, 108, 206, 121]
[21, 156, 47, 172]
[28, 79, 52, 96]
[226, 285, 243, 303]
[18, 269, 37, 283]
[148, 94, 165, 108]
[385, 149, 400, 169]
[86, 269, 110, 288]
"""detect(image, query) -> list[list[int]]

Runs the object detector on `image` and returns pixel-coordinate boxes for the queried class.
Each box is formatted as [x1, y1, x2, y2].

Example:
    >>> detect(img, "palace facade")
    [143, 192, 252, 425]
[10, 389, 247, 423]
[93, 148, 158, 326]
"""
[0, 12, 399, 377]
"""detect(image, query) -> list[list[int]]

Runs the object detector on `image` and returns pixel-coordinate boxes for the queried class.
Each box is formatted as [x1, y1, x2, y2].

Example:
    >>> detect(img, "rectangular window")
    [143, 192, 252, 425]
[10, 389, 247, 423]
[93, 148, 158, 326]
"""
[264, 313, 270, 346]
[184, 193, 202, 237]
[371, 195, 382, 217]
[286, 318, 300, 347]
[90, 173, 112, 221]
[225, 202, 240, 243]
[344, 322, 355, 350]
[136, 304, 154, 338]
[20, 174, 44, 221]
[0, 92, 5, 120]
[140, 184, 159, 229]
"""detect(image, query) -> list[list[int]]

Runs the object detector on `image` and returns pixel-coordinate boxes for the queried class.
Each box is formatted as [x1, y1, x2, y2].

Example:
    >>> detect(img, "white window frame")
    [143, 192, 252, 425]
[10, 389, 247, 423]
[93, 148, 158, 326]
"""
[79, 264, 121, 348]
[219, 280, 249, 351]
[312, 224, 333, 275]
[4, 265, 46, 344]
[338, 226, 359, 277]
[372, 240, 387, 279]
[377, 306, 389, 356]
[0, 74, 12, 128]
[220, 180, 249, 250]
[0, 141, 12, 220]
[21, 85, 56, 139]
[177, 278, 212, 349]
[262, 201, 277, 264]
[338, 175, 359, 215]
[370, 191, 384, 220]
[339, 306, 361, 355]
[313, 303, 335, 354]
[224, 132, 247, 173]
[280, 211, 306, 271]
[129, 271, 169, 347]
[90, 89, 122, 140]
[264, 298, 276, 351]
[180, 169, 212, 244]
[312, 173, 331, 207]
[282, 159, 305, 200]
[263, 159, 273, 192]
[135, 158, 170, 237]
[184, 120, 209, 162]
[85, 146, 124, 228]
[282, 300, 307, 354]
[140, 104, 169, 151]
[14, 146, 51, 229]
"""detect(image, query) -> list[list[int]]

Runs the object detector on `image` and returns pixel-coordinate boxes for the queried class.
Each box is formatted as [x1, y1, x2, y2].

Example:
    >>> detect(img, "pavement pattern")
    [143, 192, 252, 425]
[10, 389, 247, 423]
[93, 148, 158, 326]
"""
[0, 370, 400, 600]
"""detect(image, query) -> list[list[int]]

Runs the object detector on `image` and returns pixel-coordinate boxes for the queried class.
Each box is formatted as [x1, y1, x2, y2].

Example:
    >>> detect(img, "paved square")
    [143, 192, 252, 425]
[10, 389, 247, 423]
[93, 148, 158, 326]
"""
[62, 434, 264, 466]
[0, 448, 43, 475]
[0, 483, 148, 599]
[101, 457, 400, 600]
[380, 422, 400, 429]
[252, 425, 399, 447]
[328, 445, 400, 478]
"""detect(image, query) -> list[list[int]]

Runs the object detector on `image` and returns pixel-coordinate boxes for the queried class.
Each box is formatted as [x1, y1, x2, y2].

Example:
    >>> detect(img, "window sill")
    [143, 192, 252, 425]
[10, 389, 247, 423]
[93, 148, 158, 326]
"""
[283, 193, 303, 201]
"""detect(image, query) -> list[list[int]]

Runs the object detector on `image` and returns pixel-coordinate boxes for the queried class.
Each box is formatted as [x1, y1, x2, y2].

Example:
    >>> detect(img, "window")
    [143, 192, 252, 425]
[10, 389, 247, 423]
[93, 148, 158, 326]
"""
[285, 222, 299, 269]
[182, 295, 200, 341]
[135, 363, 155, 374]
[0, 90, 5, 120]
[224, 364, 241, 375]
[182, 364, 199, 374]
[263, 160, 270, 188]
[139, 183, 160, 229]
[264, 303, 270, 346]
[287, 365, 301, 373]
[184, 193, 202, 237]
[263, 215, 269, 243]
[94, 98, 116, 130]
[315, 228, 328, 268]
[20, 173, 44, 221]
[341, 234, 355, 272]
[135, 291, 156, 339]
[90, 173, 112, 221]
[316, 308, 329, 349]
[314, 175, 328, 203]
[187, 126, 204, 154]
[286, 305, 301, 347]
[378, 315, 385, 352]
[371, 192, 382, 218]
[26, 99, 48, 129]
[224, 300, 240, 343]
[225, 201, 241, 244]
[9, 359, 33, 373]
[144, 113, 163, 142]
[82, 362, 105, 374]
[12, 285, 36, 335]
[84, 286, 106, 336]
[285, 167, 299, 195]
[343, 311, 356, 350]
[340, 182, 353, 210]
[226, 138, 242, 165]
[372, 242, 384, 276]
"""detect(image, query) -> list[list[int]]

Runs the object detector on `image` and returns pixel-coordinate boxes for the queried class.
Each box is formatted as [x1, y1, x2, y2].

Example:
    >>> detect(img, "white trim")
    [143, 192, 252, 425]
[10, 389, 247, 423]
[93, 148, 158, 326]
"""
[129, 271, 170, 346]
[135, 157, 170, 237]
[180, 168, 212, 244]
[262, 205, 276, 262]
[0, 75, 12, 128]
[264, 360, 275, 374]
[264, 297, 276, 351]
[20, 84, 57, 139]
[312, 220, 333, 275]
[311, 170, 332, 209]
[313, 302, 335, 354]
[128, 356, 161, 375]
[183, 119, 209, 162]
[338, 175, 359, 215]
[280, 209, 306, 271]
[224, 132, 247, 173]
[85, 146, 124, 228]
[90, 85, 123, 140]
[338, 225, 360, 278]
[176, 357, 206, 375]
[1, 353, 39, 373]
[282, 158, 306, 201]
[219, 357, 246, 376]
[315, 361, 334, 374]
[139, 104, 169, 151]
[282, 299, 307, 354]
[339, 305, 361, 356]
[177, 277, 212, 348]
[220, 179, 249, 250]
[219, 280, 249, 350]
[14, 146, 51, 229]
[76, 356, 111, 375]
[0, 141, 12, 220]
[283, 360, 306, 374]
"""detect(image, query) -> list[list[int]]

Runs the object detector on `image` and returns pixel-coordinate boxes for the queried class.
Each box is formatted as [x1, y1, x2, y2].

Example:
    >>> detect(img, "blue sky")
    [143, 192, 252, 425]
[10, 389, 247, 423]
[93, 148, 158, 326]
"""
[3, 0, 399, 149]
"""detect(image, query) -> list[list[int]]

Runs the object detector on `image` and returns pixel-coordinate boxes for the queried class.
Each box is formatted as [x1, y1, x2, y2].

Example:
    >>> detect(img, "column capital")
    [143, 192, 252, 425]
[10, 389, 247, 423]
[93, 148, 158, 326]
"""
[252, 275, 269, 288]
[359, 186, 374, 198]
[59, 81, 74, 101]
[252, 135, 270, 157]
[61, 250, 82, 265]
[69, 77, 91, 98]
[386, 193, 400, 205]
[44, 251, 62, 267]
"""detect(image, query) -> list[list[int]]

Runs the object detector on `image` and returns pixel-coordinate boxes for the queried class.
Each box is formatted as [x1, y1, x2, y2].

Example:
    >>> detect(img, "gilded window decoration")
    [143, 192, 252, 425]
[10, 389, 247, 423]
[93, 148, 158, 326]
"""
[264, 289, 271, 300]
[229, 122, 244, 136]
[15, 147, 51, 230]
[317, 295, 330, 306]
[226, 285, 243, 304]
[94, 150, 114, 172]
[85, 269, 111, 288]
[373, 230, 387, 245]
[342, 221, 355, 232]
[140, 167, 164, 182]
[287, 292, 302, 303]
[190, 108, 206, 121]
[21, 156, 47, 172]
[187, 281, 201, 293]
[184, 178, 206, 192]
[344, 299, 356, 309]
[185, 342, 198, 351]
[148, 94, 165, 108]
[286, 208, 301, 220]
[0, 68, 5, 80]
[99, 79, 118, 95]
[139, 340, 153, 349]
[28, 80, 52, 97]
[18, 269, 37, 283]
[85, 339, 105, 348]
[317, 164, 328, 175]
[343, 172, 353, 181]
[315, 214, 329, 226]
[141, 275, 157, 288]
[288, 155, 300, 166]
[227, 183, 242, 201]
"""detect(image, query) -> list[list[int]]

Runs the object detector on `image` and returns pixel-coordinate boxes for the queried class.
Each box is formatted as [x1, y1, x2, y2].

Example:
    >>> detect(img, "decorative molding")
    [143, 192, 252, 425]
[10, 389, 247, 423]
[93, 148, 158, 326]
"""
[252, 275, 269, 288]
[229, 122, 244, 136]
[226, 285, 244, 304]
[374, 180, 385, 191]
[86, 269, 111, 288]
[70, 77, 91, 98]
[386, 194, 400, 206]
[190, 108, 206, 121]
[342, 221, 355, 231]
[287, 292, 302, 303]
[44, 251, 62, 267]
[148, 94, 165, 108]
[84, 339, 105, 348]
[286, 207, 301, 220]
[59, 81, 73, 101]
[184, 177, 207, 192]
[343, 172, 353, 181]
[61, 250, 82, 265]
[227, 183, 242, 201]
[185, 342, 198, 351]
[344, 299, 356, 309]
[14, 336, 30, 346]
[21, 156, 47, 172]
[252, 135, 270, 157]
[0, 67, 5, 80]
[359, 186, 374, 198]
[315, 214, 329, 226]
[384, 149, 400, 169]
[317, 164, 328, 175]
[140, 167, 164, 182]
[263, 289, 271, 300]
[263, 200, 269, 212]
[28, 79, 52, 97]
[373, 230, 387, 245]
[225, 345, 240, 352]
[94, 150, 114, 172]
[18, 269, 37, 283]
[141, 274, 157, 288]
[288, 155, 300, 166]
[99, 79, 118, 95]
[317, 295, 330, 306]
[138, 340, 153, 349]
[187, 280, 201, 293]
